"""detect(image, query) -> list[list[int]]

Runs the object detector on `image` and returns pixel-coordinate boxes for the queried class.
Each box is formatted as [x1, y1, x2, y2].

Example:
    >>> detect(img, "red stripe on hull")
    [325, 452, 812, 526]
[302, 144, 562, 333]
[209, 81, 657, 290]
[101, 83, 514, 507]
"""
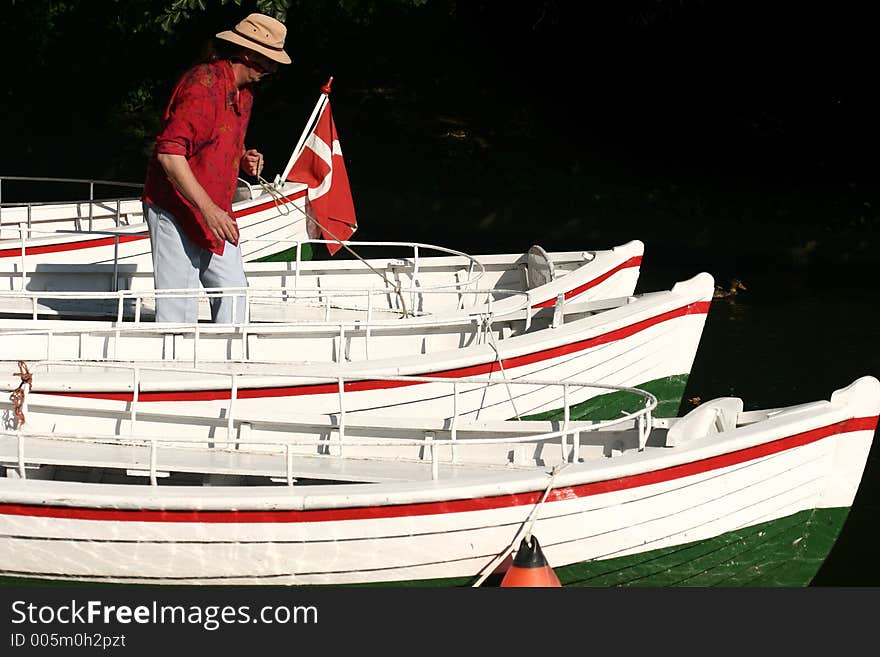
[0, 234, 148, 258]
[0, 189, 305, 259]
[44, 300, 711, 402]
[532, 255, 643, 308]
[232, 190, 306, 219]
[0, 417, 874, 523]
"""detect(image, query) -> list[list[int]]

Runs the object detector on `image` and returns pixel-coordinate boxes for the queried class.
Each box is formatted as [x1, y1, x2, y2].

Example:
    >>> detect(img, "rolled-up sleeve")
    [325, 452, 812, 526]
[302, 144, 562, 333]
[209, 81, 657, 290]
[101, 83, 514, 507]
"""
[155, 67, 218, 157]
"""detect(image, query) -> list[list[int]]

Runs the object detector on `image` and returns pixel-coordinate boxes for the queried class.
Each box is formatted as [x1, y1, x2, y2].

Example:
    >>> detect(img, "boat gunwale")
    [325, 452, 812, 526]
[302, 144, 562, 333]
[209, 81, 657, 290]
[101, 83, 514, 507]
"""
[0, 404, 874, 514]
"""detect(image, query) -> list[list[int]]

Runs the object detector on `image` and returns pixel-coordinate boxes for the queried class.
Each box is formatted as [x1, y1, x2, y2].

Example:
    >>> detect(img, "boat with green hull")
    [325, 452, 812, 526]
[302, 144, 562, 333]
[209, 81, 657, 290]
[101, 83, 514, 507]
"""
[0, 375, 875, 587]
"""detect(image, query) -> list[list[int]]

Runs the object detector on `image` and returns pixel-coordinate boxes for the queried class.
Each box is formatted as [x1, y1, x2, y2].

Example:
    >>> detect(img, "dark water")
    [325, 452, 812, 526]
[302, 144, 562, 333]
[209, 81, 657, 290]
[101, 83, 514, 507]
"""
[641, 265, 880, 586]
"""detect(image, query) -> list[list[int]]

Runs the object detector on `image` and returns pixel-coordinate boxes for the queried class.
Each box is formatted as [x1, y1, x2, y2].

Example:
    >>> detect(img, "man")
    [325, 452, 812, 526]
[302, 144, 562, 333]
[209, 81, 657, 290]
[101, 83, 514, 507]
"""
[141, 13, 291, 323]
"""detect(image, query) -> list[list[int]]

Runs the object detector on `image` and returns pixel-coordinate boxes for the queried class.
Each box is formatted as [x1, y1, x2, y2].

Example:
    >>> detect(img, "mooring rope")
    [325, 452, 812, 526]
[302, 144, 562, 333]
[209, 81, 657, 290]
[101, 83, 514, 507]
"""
[254, 174, 410, 317]
[256, 174, 293, 216]
[471, 462, 570, 587]
[485, 318, 521, 420]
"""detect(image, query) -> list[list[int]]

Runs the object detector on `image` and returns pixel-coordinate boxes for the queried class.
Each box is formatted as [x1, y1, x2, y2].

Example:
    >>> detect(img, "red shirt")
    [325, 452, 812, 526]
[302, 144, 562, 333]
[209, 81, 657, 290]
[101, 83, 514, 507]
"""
[143, 60, 253, 255]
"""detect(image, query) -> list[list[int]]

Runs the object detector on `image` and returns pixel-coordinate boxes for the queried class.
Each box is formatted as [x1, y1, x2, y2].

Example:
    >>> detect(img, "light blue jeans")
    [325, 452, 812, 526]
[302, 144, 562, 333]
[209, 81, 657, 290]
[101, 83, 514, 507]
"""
[143, 202, 247, 323]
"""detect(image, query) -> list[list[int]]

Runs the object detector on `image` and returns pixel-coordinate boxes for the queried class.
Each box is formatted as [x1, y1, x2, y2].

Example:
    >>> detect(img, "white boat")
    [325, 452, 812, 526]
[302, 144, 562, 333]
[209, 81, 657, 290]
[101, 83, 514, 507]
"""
[0, 272, 714, 421]
[0, 373, 875, 587]
[0, 176, 313, 269]
[0, 175, 143, 236]
[0, 239, 644, 323]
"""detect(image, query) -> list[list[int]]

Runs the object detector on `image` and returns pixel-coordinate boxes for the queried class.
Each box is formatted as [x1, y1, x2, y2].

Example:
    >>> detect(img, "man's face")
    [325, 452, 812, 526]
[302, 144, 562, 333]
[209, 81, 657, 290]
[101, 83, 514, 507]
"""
[240, 51, 278, 82]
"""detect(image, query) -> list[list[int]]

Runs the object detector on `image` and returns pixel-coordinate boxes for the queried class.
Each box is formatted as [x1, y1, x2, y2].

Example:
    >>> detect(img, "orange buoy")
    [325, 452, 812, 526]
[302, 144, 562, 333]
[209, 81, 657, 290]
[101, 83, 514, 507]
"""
[500, 535, 562, 587]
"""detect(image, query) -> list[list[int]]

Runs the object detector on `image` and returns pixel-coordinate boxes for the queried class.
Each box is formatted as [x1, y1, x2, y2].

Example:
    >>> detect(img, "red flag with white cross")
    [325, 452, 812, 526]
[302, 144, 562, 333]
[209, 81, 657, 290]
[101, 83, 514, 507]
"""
[286, 98, 357, 255]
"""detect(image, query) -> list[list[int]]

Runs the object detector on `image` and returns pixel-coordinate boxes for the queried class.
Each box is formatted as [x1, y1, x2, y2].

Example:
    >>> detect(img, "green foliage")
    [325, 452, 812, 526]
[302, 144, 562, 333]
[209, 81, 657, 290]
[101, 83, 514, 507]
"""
[159, 0, 253, 32]
[2, 0, 451, 179]
[156, 0, 433, 32]
[109, 83, 160, 144]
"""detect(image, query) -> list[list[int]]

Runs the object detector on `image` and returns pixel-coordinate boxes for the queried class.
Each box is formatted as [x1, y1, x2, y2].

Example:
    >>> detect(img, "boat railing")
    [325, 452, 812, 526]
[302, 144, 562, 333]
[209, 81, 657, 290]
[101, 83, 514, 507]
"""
[0, 281, 534, 329]
[2, 370, 657, 483]
[13, 361, 658, 454]
[0, 227, 141, 291]
[0, 176, 143, 233]
[0, 225, 490, 295]
[241, 237, 489, 292]
[0, 291, 546, 366]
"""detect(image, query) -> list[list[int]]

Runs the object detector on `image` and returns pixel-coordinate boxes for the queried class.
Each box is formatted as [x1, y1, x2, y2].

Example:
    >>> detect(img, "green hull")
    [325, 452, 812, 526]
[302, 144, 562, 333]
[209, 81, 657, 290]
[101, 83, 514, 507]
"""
[555, 507, 849, 587]
[523, 374, 690, 422]
[1, 379, 845, 589]
[0, 509, 848, 589]
[363, 507, 850, 588]
[251, 242, 314, 263]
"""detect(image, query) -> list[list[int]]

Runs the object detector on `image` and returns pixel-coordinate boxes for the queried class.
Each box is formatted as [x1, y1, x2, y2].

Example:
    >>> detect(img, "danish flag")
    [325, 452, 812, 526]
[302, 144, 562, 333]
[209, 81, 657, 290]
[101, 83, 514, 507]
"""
[286, 100, 357, 255]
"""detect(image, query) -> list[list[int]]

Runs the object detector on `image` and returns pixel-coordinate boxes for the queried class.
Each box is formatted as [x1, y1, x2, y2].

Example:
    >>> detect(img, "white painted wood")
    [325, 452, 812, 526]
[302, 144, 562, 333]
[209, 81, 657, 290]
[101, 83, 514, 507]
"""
[0, 181, 311, 270]
[0, 273, 713, 423]
[0, 376, 874, 585]
[0, 240, 643, 324]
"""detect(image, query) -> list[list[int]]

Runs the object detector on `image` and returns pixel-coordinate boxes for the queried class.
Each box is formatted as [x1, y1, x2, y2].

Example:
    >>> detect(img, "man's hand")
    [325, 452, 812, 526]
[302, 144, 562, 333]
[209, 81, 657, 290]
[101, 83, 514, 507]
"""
[241, 149, 264, 178]
[202, 204, 239, 245]
[156, 153, 240, 245]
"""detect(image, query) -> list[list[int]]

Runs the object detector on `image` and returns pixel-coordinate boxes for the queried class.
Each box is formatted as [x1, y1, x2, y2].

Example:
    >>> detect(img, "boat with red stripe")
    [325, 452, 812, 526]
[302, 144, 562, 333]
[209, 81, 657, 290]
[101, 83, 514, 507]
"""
[0, 372, 875, 587]
[0, 240, 643, 324]
[0, 272, 713, 421]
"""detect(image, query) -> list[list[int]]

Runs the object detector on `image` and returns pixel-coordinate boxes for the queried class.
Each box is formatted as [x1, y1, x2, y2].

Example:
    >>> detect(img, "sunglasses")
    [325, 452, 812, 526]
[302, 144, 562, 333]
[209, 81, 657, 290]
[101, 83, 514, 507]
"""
[235, 54, 276, 75]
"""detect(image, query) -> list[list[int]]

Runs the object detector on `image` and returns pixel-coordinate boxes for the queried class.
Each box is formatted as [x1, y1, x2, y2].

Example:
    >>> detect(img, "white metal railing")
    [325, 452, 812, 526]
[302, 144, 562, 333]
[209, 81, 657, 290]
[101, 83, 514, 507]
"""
[0, 227, 493, 297]
[0, 374, 657, 484]
[4, 361, 658, 463]
[0, 200, 141, 237]
[0, 296, 637, 375]
[0, 176, 143, 234]
[240, 237, 490, 293]
[0, 227, 138, 291]
[0, 282, 534, 328]
[0, 226, 139, 295]
[0, 293, 640, 370]
[0, 175, 143, 194]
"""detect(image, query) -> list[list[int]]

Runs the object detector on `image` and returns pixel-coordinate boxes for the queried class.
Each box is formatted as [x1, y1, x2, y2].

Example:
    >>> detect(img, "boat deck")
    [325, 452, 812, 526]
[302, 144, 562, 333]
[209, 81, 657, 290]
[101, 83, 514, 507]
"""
[0, 432, 510, 484]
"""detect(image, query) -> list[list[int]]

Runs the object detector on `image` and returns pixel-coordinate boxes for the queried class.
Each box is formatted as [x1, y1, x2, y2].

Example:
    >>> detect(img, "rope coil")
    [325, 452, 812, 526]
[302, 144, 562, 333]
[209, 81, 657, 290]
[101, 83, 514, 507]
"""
[256, 174, 293, 217]
[10, 360, 32, 426]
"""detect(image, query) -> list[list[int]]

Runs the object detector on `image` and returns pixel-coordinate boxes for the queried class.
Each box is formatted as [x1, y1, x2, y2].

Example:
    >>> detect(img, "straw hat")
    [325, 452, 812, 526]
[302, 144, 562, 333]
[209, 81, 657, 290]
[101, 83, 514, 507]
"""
[216, 13, 291, 65]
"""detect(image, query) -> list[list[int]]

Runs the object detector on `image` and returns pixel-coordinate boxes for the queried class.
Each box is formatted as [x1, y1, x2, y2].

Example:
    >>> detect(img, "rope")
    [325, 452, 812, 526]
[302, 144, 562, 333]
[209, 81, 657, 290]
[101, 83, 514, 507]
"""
[254, 175, 410, 317]
[256, 174, 292, 216]
[9, 360, 32, 426]
[471, 463, 570, 587]
[485, 318, 521, 420]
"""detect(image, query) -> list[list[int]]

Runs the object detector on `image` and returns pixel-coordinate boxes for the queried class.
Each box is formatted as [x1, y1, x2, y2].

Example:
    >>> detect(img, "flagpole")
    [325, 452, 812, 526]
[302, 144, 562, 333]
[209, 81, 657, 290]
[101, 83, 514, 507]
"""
[279, 77, 333, 184]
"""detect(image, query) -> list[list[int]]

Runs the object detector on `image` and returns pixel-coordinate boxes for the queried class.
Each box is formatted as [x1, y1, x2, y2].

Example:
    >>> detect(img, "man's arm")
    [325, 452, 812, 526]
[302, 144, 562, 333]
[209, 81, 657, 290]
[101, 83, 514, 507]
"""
[157, 153, 239, 244]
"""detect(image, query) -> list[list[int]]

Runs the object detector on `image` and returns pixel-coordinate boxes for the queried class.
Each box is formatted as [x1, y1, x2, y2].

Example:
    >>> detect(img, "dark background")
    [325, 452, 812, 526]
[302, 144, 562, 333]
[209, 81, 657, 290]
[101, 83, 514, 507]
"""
[3, 1, 879, 278]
